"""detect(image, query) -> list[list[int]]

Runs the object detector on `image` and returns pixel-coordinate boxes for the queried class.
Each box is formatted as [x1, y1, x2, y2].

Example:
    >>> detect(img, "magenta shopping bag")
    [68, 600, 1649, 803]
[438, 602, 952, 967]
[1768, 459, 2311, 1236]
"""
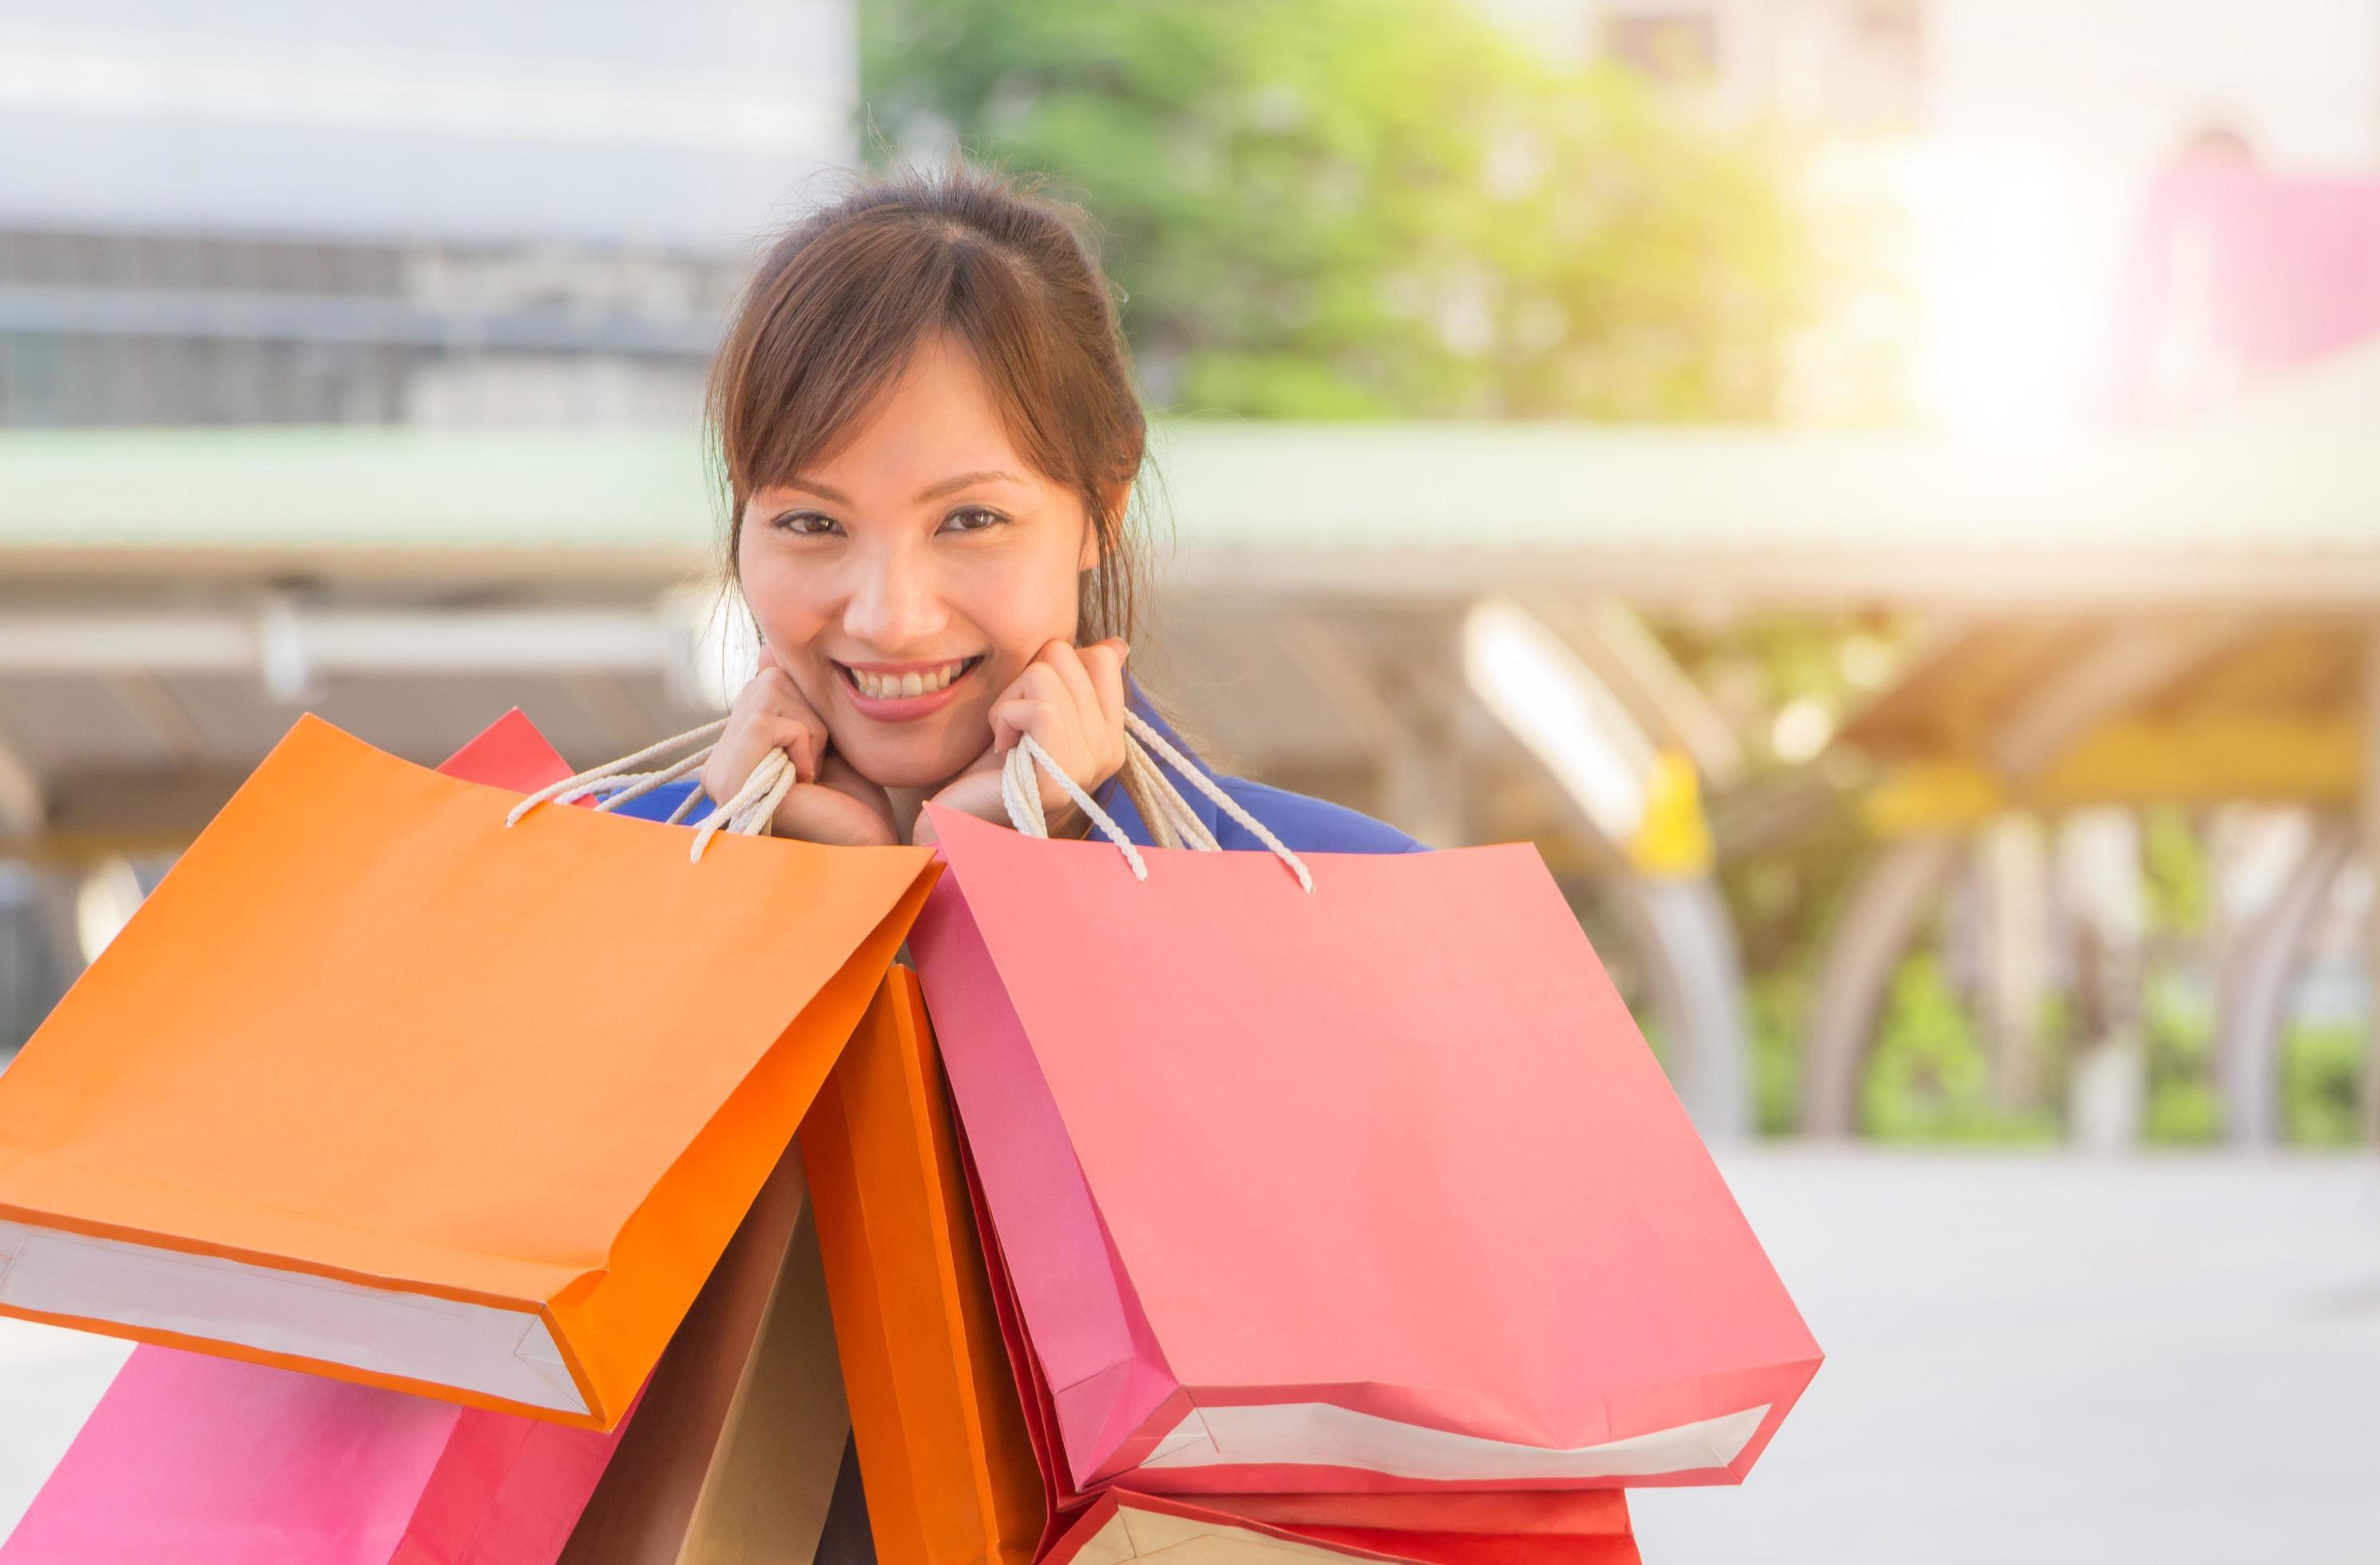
[1, 1346, 630, 1564]
[909, 802, 1820, 1498]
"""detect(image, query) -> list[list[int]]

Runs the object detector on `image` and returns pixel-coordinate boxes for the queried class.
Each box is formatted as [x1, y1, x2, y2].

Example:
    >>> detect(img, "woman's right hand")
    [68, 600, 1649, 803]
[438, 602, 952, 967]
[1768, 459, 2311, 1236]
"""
[700, 649, 898, 846]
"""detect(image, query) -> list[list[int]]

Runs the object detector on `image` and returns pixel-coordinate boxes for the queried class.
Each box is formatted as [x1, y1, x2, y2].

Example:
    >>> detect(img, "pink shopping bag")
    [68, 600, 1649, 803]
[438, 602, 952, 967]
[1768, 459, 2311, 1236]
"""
[0, 711, 621, 1563]
[909, 802, 1821, 1497]
[0, 1348, 634, 1564]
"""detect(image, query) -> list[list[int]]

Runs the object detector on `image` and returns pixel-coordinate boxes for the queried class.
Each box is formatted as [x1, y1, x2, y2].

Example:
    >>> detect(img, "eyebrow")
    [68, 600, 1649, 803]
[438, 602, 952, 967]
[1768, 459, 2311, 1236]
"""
[777, 470, 1026, 505]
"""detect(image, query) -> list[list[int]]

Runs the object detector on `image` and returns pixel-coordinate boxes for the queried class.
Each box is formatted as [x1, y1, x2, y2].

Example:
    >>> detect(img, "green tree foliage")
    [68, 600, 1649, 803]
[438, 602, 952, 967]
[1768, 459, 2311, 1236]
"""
[1861, 953, 2056, 1143]
[2283, 1021, 2366, 1145]
[862, 0, 1811, 419]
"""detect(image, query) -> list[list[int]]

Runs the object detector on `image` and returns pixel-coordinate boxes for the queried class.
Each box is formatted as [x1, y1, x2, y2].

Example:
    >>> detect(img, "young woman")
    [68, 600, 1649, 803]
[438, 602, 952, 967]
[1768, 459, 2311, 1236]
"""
[668, 163, 1426, 860]
[587, 160, 1429, 1560]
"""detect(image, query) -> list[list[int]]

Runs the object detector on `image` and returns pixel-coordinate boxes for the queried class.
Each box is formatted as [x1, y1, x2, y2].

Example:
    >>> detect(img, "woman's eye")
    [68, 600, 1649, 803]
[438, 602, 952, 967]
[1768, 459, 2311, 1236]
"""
[940, 505, 1008, 534]
[773, 511, 840, 537]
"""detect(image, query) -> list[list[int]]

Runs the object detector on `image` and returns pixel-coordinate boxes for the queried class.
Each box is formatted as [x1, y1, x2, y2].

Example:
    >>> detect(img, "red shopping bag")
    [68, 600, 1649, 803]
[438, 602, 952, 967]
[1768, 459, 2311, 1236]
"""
[958, 1129, 1641, 1563]
[1042, 1491, 1640, 1565]
[910, 802, 1819, 1497]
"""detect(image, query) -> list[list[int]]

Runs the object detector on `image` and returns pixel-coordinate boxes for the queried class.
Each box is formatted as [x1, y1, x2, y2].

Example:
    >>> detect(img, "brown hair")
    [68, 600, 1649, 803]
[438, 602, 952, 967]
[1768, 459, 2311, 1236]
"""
[706, 161, 1149, 645]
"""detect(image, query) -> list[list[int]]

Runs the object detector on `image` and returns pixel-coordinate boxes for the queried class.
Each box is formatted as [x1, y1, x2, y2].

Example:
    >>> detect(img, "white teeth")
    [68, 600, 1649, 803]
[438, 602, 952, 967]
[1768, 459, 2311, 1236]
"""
[851, 660, 968, 700]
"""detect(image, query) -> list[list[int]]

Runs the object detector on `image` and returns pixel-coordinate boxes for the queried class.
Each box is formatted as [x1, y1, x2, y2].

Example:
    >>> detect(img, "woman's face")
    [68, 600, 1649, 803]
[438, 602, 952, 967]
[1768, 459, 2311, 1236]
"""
[736, 335, 1098, 790]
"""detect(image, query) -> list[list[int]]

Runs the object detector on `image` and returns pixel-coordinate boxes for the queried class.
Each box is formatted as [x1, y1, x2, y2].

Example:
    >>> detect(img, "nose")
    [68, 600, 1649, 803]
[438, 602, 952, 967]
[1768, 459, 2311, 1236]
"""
[840, 533, 949, 652]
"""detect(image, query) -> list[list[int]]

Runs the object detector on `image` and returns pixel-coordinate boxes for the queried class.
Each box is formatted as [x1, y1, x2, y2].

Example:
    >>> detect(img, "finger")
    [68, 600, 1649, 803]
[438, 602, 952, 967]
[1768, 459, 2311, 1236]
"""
[737, 688, 823, 775]
[1010, 672, 1094, 777]
[764, 713, 826, 784]
[1040, 640, 1101, 729]
[704, 707, 820, 802]
[701, 688, 779, 798]
[1041, 644, 1116, 769]
[749, 670, 829, 780]
[992, 699, 1081, 786]
[989, 693, 1049, 755]
[1078, 639, 1129, 729]
[989, 663, 1068, 751]
[994, 692, 1093, 816]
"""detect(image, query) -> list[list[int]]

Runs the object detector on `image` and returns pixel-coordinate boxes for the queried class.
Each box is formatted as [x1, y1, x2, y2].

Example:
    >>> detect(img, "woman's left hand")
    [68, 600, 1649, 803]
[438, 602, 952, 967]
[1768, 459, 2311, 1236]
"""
[917, 637, 1129, 843]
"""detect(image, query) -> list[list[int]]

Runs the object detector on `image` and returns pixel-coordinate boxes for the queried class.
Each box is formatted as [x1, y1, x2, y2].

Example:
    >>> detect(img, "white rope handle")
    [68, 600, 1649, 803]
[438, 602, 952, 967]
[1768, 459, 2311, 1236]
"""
[504, 719, 725, 825]
[509, 711, 1317, 888]
[503, 717, 797, 864]
[999, 723, 1314, 893]
[687, 747, 799, 863]
[1122, 740, 1219, 851]
[1125, 711, 1313, 891]
[1002, 736, 1148, 881]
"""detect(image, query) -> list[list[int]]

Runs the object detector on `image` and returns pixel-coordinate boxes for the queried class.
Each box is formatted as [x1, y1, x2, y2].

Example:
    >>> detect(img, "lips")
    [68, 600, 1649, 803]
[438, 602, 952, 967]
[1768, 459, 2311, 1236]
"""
[839, 657, 977, 701]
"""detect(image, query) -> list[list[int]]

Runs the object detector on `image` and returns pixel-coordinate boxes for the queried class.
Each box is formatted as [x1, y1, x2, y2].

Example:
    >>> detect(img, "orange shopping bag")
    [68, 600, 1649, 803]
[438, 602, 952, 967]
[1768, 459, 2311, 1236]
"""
[799, 965, 1042, 1565]
[0, 714, 937, 1428]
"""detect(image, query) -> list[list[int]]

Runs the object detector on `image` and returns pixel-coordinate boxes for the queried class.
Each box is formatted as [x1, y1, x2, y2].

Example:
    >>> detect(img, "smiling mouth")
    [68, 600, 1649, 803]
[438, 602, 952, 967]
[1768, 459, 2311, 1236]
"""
[835, 656, 982, 702]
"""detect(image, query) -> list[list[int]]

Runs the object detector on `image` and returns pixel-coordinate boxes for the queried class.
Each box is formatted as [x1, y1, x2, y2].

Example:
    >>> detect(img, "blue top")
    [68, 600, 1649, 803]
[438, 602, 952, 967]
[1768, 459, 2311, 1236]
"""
[1088, 686, 1427, 856]
[607, 680, 1426, 857]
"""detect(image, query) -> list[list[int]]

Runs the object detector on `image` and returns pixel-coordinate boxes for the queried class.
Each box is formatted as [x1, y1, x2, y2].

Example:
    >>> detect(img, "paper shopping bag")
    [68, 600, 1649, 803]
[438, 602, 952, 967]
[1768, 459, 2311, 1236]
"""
[910, 803, 1819, 1495]
[1041, 1491, 1640, 1565]
[0, 711, 639, 1563]
[559, 1132, 845, 1564]
[437, 707, 600, 798]
[0, 1347, 636, 1565]
[957, 1131, 1640, 1565]
[0, 713, 936, 1426]
[799, 965, 1043, 1565]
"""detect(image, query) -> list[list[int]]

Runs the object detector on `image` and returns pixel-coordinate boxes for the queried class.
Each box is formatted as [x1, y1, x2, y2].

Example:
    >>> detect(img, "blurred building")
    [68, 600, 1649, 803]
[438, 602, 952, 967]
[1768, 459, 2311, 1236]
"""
[1479, 0, 2380, 427]
[0, 0, 855, 426]
[1489, 0, 2380, 156]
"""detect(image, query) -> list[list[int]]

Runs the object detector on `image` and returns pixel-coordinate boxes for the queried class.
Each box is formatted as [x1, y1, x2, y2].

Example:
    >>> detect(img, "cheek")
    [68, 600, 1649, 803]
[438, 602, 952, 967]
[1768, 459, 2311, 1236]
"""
[738, 553, 831, 645]
[954, 553, 1082, 675]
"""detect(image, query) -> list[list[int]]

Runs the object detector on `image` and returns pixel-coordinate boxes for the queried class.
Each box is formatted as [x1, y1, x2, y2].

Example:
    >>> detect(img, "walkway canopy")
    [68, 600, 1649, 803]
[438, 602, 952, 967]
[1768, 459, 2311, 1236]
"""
[5, 419, 2377, 603]
[5, 418, 2378, 1138]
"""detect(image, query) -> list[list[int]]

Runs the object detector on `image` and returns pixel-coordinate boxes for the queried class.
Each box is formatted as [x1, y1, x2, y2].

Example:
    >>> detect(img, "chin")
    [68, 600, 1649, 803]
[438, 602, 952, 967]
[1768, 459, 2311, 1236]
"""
[835, 731, 982, 792]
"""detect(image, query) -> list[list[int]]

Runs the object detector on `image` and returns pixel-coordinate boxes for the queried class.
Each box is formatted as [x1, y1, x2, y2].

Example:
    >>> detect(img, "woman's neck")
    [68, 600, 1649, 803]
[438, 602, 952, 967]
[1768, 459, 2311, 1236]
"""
[885, 785, 934, 845]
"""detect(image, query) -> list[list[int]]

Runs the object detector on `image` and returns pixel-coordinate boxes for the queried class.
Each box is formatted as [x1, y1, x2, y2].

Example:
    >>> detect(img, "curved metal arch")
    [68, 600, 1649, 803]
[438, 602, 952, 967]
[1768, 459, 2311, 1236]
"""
[1799, 834, 1965, 1136]
[2215, 812, 2354, 1147]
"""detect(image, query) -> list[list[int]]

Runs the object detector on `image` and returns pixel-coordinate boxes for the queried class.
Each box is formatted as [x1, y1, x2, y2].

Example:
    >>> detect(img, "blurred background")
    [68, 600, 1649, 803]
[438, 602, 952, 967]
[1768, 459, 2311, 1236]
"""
[2, 0, 2378, 1558]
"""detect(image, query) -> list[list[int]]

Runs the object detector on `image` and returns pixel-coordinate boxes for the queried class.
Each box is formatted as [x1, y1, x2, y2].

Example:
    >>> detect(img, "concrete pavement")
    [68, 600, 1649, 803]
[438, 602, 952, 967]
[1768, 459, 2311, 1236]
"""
[3, 1150, 2375, 1559]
